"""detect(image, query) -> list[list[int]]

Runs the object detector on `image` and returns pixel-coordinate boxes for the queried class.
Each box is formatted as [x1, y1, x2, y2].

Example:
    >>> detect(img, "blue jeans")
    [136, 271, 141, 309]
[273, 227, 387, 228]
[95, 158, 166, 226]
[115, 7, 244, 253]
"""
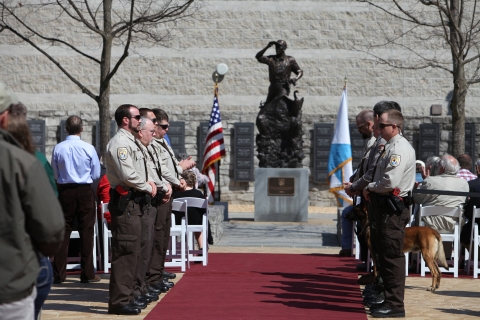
[35, 256, 53, 319]
[341, 205, 354, 250]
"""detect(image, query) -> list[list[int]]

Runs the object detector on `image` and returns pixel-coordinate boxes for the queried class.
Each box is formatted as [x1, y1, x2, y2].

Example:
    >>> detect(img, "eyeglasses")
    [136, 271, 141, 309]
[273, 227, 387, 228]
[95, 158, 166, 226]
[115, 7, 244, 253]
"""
[129, 115, 141, 121]
[158, 124, 169, 129]
[378, 123, 395, 129]
[142, 129, 155, 134]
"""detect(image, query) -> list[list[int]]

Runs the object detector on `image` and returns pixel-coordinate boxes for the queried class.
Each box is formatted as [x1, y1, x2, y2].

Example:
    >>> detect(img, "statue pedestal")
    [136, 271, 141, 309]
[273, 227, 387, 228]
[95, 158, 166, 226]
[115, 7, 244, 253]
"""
[254, 168, 309, 222]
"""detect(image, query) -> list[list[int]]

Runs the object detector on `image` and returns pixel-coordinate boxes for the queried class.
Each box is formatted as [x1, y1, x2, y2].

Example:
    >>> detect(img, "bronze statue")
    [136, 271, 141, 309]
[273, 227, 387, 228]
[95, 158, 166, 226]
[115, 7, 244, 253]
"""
[255, 40, 305, 168]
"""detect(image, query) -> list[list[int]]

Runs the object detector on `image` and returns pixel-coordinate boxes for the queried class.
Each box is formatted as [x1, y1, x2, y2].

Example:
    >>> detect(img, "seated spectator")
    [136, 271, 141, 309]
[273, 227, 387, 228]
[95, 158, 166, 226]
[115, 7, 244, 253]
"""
[414, 154, 469, 233]
[457, 154, 477, 181]
[172, 171, 206, 250]
[415, 160, 425, 183]
[422, 156, 440, 179]
[460, 158, 480, 249]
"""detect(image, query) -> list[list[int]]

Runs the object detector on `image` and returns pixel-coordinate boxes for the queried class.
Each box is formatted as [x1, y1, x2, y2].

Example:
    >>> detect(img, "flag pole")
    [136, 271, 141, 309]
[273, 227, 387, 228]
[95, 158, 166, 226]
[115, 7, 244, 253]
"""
[214, 77, 221, 202]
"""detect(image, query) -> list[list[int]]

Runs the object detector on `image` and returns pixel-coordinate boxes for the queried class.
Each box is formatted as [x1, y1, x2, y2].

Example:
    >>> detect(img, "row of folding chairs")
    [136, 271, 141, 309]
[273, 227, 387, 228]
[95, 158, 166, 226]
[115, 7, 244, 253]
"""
[352, 203, 480, 278]
[102, 197, 209, 273]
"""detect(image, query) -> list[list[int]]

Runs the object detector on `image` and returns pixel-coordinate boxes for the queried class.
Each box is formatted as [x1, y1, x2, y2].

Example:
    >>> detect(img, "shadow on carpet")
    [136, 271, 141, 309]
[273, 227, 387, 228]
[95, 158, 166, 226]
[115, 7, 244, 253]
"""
[145, 253, 367, 320]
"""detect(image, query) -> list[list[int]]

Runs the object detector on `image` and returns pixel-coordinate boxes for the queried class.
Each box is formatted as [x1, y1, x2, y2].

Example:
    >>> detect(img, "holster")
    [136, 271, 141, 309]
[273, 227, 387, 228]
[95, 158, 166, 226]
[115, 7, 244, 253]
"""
[110, 185, 132, 213]
[151, 191, 166, 206]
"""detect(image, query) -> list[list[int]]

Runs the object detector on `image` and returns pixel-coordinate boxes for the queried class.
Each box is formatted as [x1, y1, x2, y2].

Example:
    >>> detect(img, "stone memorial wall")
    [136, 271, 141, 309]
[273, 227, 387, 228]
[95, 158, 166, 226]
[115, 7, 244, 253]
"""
[2, 0, 480, 206]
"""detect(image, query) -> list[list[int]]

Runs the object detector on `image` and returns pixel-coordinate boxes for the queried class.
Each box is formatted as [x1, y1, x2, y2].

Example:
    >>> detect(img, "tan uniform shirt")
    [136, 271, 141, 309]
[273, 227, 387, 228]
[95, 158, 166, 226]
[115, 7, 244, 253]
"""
[351, 136, 385, 191]
[105, 128, 152, 194]
[137, 143, 170, 193]
[367, 134, 415, 197]
[152, 138, 182, 186]
[414, 174, 468, 233]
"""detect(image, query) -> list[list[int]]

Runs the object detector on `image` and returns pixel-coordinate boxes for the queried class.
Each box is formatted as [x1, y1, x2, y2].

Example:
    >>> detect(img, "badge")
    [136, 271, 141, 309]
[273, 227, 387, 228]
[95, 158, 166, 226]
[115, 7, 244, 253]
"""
[390, 154, 401, 167]
[117, 147, 128, 160]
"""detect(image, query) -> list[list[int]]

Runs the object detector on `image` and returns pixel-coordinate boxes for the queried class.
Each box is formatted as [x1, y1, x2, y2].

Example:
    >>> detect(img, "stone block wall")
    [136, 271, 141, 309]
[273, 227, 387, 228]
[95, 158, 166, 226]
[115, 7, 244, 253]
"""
[1, 0, 480, 206]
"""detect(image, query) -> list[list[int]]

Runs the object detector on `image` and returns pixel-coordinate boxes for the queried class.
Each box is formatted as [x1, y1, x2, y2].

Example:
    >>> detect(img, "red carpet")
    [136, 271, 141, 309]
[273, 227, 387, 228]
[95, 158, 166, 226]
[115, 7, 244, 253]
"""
[146, 253, 367, 320]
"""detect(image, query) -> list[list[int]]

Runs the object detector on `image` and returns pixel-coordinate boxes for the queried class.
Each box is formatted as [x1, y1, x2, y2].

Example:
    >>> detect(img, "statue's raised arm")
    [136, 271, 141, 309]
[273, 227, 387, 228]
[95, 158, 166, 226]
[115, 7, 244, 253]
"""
[254, 40, 305, 168]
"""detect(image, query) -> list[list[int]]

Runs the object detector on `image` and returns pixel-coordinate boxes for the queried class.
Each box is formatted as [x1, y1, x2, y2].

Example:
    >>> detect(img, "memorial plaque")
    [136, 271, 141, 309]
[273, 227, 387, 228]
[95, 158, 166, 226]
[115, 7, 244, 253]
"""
[197, 122, 209, 166]
[267, 177, 295, 196]
[168, 121, 185, 158]
[59, 120, 67, 142]
[350, 123, 365, 170]
[236, 159, 252, 168]
[236, 170, 252, 181]
[313, 123, 334, 183]
[27, 120, 46, 154]
[234, 122, 254, 182]
[94, 120, 117, 148]
[465, 123, 476, 171]
[418, 124, 439, 162]
[237, 148, 252, 158]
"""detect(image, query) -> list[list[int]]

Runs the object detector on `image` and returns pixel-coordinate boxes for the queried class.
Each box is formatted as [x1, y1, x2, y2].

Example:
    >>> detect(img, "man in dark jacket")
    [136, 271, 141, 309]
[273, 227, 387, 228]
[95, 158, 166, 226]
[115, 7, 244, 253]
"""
[0, 83, 64, 318]
[461, 159, 480, 248]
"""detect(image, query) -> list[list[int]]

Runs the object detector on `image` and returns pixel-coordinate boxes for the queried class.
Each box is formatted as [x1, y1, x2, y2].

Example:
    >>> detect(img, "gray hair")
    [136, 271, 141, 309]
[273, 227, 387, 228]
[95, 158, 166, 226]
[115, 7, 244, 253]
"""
[138, 117, 153, 130]
[439, 154, 460, 175]
[476, 158, 480, 167]
[425, 156, 441, 176]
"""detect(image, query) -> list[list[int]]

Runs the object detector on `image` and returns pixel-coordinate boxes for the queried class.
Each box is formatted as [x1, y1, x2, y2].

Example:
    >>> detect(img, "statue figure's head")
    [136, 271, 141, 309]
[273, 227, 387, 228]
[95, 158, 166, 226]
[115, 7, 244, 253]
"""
[275, 40, 287, 55]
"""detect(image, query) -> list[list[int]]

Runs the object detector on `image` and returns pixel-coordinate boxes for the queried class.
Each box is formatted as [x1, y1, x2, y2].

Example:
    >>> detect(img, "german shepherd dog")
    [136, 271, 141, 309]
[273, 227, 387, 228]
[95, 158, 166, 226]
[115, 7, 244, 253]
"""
[352, 204, 449, 291]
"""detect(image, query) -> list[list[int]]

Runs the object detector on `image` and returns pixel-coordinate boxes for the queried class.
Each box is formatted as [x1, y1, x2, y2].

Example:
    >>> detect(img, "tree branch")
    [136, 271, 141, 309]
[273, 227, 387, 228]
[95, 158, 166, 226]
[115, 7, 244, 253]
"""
[111, 0, 194, 36]
[83, 0, 100, 30]
[0, 4, 100, 64]
[2, 24, 97, 101]
[64, 0, 104, 36]
[100, 0, 136, 92]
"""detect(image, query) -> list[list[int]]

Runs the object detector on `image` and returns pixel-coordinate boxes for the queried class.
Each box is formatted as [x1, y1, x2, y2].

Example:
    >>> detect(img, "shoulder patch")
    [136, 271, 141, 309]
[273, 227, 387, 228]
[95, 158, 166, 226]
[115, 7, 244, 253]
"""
[390, 154, 401, 167]
[117, 147, 128, 160]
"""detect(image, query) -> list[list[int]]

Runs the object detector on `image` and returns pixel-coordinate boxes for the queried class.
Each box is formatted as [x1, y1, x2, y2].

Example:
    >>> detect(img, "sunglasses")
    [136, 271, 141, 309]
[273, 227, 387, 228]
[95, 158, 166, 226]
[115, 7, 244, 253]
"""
[158, 124, 169, 129]
[378, 123, 395, 129]
[129, 115, 141, 121]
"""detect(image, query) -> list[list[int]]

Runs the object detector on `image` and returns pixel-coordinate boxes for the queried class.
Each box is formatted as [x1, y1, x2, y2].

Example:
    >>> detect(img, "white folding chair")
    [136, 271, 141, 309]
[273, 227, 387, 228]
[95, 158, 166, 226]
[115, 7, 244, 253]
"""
[174, 197, 209, 266]
[67, 203, 101, 271]
[165, 200, 187, 272]
[101, 201, 112, 273]
[467, 206, 480, 277]
[418, 204, 463, 277]
[404, 204, 413, 276]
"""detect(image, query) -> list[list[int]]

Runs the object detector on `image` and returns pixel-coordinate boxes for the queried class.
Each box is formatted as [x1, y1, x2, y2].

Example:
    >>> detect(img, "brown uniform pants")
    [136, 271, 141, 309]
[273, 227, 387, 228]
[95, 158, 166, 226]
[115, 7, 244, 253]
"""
[53, 183, 95, 282]
[376, 205, 410, 311]
[108, 200, 142, 310]
[146, 197, 173, 286]
[133, 205, 157, 297]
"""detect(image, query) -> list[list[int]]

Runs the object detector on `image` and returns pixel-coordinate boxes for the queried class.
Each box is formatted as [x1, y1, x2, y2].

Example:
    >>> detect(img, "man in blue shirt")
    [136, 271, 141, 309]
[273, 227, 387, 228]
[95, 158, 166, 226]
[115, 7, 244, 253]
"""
[52, 115, 101, 284]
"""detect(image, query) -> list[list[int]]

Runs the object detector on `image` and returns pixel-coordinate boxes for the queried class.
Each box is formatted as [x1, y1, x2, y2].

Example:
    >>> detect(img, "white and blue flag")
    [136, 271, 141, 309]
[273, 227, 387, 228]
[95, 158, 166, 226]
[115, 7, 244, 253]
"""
[327, 86, 353, 207]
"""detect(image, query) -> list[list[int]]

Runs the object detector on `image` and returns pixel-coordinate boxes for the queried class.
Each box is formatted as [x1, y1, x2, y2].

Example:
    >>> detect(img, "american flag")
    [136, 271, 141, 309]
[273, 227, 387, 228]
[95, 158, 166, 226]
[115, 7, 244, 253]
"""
[202, 83, 226, 203]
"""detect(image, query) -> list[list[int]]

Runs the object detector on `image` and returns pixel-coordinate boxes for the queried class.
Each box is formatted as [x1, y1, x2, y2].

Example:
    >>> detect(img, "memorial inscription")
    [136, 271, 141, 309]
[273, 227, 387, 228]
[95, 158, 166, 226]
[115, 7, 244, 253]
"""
[168, 121, 185, 157]
[313, 123, 333, 183]
[267, 177, 295, 196]
[418, 123, 440, 162]
[27, 120, 46, 153]
[234, 122, 255, 182]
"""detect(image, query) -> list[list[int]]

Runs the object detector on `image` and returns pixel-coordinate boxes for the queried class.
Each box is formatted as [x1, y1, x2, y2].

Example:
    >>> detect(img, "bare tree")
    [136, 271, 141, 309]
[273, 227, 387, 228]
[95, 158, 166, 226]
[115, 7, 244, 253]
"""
[0, 0, 200, 154]
[356, 0, 480, 156]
